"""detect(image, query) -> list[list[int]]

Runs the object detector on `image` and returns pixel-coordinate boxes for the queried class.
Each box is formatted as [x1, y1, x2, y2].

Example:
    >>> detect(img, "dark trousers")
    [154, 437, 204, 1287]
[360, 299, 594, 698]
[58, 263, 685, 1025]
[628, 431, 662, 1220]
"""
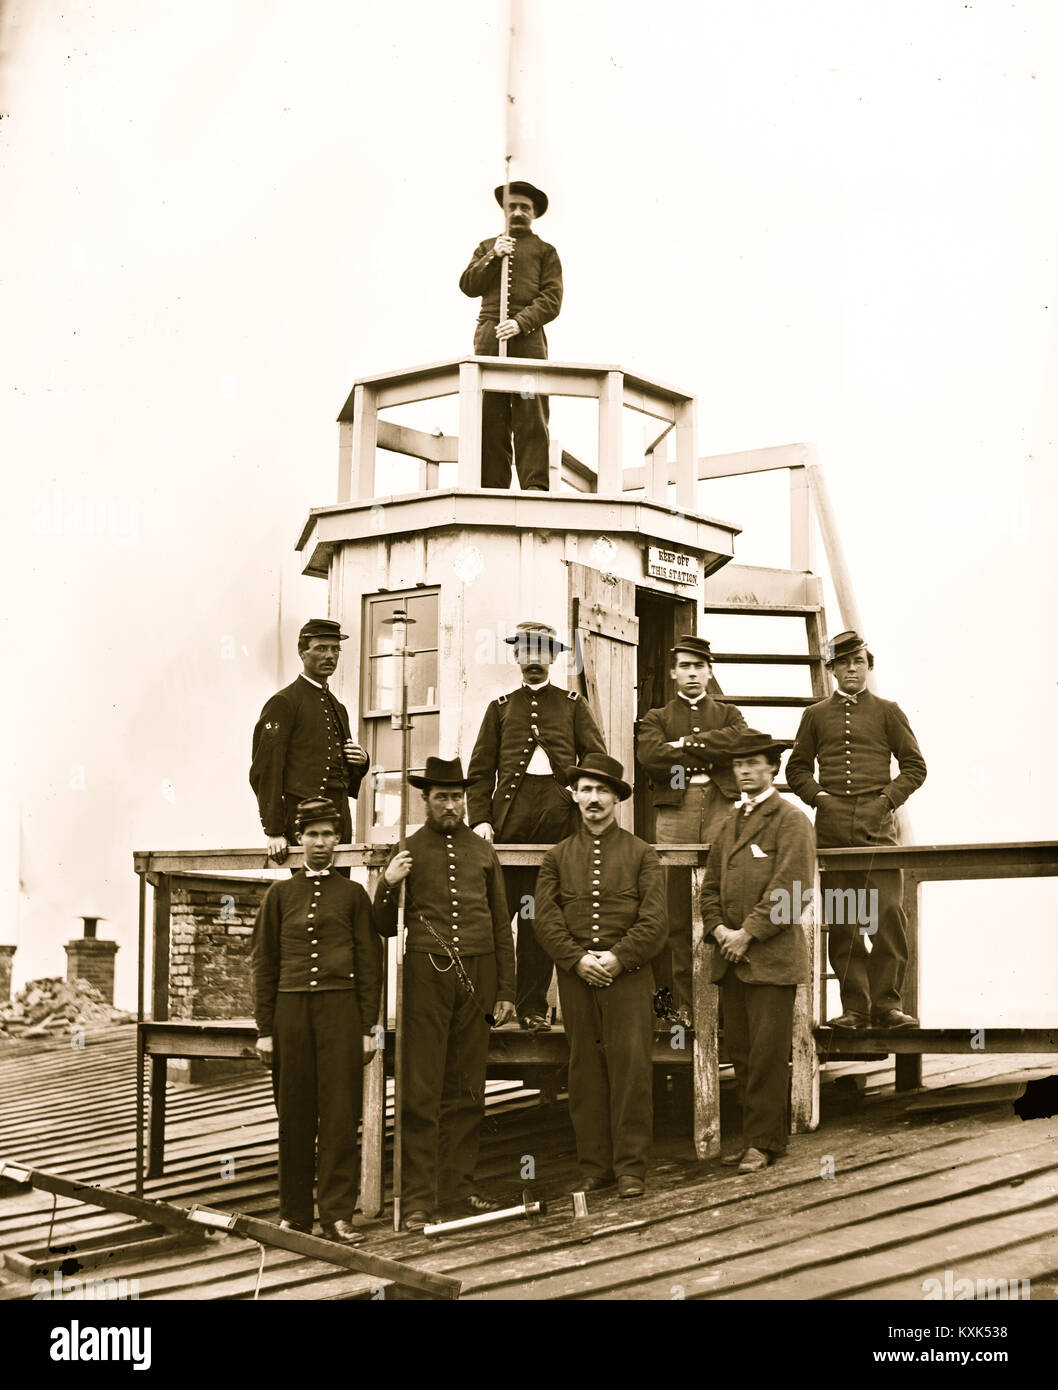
[402, 951, 497, 1213]
[721, 973, 795, 1155]
[557, 964, 655, 1181]
[272, 990, 363, 1228]
[474, 324, 550, 490]
[500, 774, 577, 1018]
[815, 792, 907, 1016]
[283, 786, 352, 877]
[655, 784, 736, 1012]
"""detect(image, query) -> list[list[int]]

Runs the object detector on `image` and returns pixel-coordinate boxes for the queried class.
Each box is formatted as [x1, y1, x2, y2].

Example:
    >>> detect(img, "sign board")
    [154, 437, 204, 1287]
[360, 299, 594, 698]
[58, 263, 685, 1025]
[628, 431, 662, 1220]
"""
[646, 546, 700, 587]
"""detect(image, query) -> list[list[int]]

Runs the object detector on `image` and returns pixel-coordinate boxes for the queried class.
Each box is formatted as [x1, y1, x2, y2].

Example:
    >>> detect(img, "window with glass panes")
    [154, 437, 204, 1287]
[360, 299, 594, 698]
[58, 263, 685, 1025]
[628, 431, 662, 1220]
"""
[360, 590, 440, 839]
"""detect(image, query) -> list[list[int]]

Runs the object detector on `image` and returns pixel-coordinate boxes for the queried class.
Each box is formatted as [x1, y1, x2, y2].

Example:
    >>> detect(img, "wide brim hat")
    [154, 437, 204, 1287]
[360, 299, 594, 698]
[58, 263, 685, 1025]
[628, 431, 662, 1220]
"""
[408, 755, 471, 790]
[566, 753, 632, 802]
[504, 620, 570, 654]
[494, 180, 548, 217]
[294, 797, 343, 832]
[825, 630, 873, 667]
[722, 729, 788, 761]
[299, 618, 348, 642]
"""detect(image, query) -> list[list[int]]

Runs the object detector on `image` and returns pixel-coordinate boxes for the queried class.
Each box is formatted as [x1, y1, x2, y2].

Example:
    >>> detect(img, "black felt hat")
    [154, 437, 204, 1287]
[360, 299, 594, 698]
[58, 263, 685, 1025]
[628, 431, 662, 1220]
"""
[494, 180, 549, 217]
[723, 729, 787, 762]
[825, 630, 874, 667]
[566, 753, 632, 802]
[408, 756, 471, 791]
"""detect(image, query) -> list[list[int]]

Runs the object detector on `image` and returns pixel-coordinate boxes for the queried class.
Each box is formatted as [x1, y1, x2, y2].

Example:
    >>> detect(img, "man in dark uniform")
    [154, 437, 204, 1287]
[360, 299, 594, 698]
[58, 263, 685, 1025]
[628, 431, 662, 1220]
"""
[458, 180, 562, 490]
[636, 635, 748, 1025]
[375, 757, 517, 1233]
[786, 631, 927, 1030]
[700, 732, 814, 1172]
[250, 618, 370, 864]
[467, 620, 606, 1032]
[535, 755, 667, 1198]
[251, 797, 382, 1242]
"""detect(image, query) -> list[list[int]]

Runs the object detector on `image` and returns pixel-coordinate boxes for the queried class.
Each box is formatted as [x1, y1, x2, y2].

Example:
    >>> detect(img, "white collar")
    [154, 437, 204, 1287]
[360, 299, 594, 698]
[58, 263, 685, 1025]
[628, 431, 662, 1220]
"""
[522, 679, 551, 692]
[676, 690, 706, 706]
[737, 785, 776, 810]
[833, 687, 863, 701]
[300, 672, 325, 690]
[303, 868, 331, 878]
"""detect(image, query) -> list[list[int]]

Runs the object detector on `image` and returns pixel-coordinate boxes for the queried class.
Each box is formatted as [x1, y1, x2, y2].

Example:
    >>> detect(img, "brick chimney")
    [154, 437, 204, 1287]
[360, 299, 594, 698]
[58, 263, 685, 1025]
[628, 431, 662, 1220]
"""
[64, 916, 119, 1003]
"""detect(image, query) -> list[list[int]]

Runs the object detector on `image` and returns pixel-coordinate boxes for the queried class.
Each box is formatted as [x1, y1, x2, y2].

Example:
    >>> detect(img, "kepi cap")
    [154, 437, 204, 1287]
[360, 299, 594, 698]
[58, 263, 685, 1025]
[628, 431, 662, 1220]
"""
[294, 797, 342, 832]
[825, 630, 874, 667]
[670, 635, 713, 662]
[299, 618, 348, 642]
[504, 620, 570, 654]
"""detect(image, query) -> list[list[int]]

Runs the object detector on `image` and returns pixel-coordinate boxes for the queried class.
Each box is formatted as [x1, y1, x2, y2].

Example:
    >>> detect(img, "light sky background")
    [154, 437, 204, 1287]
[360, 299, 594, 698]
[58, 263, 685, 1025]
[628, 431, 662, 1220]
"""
[1, 0, 1055, 1019]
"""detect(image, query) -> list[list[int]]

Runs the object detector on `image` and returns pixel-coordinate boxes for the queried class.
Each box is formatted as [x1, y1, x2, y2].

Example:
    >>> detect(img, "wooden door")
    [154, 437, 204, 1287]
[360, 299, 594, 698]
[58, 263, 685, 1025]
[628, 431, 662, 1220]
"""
[568, 562, 639, 830]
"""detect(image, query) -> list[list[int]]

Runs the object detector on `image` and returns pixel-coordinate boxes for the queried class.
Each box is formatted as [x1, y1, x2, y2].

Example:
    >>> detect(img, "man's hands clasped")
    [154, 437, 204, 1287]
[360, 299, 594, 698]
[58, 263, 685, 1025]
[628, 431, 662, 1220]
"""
[575, 950, 623, 987]
[713, 925, 752, 963]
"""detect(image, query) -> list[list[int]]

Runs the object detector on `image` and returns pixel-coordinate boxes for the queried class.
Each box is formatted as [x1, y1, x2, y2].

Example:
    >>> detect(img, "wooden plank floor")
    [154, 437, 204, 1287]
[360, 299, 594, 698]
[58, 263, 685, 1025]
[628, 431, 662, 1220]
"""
[1, 1026, 1056, 1300]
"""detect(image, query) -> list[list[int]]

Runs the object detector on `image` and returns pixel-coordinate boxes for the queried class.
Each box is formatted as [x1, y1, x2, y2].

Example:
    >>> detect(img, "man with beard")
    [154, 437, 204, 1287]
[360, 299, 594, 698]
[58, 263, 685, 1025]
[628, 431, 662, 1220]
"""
[375, 757, 517, 1232]
[786, 631, 926, 1030]
[535, 755, 668, 1198]
[251, 798, 382, 1242]
[250, 618, 369, 865]
[467, 620, 606, 1033]
[458, 181, 562, 490]
[637, 635, 747, 1025]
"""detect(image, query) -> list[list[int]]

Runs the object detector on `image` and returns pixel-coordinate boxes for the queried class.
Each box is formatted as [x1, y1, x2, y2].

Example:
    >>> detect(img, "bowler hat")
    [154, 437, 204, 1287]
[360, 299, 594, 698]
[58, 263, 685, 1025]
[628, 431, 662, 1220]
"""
[294, 797, 342, 832]
[670, 635, 713, 662]
[825, 630, 874, 667]
[408, 756, 471, 791]
[504, 620, 570, 654]
[723, 729, 787, 762]
[299, 618, 348, 642]
[494, 180, 548, 217]
[566, 753, 632, 802]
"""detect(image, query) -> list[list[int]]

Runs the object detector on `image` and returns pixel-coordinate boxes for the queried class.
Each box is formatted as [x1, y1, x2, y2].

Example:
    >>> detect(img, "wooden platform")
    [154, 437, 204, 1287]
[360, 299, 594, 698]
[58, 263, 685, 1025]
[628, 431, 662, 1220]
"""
[2, 1025, 1057, 1300]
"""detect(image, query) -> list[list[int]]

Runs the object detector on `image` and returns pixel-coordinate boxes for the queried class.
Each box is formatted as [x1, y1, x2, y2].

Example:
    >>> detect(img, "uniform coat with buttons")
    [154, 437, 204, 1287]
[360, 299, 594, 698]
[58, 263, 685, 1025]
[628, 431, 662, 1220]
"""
[535, 821, 667, 1182]
[458, 228, 563, 490]
[637, 694, 747, 1014]
[250, 674, 367, 843]
[467, 681, 606, 1018]
[374, 821, 515, 1214]
[699, 792, 814, 1155]
[786, 688, 927, 1017]
[251, 871, 382, 1229]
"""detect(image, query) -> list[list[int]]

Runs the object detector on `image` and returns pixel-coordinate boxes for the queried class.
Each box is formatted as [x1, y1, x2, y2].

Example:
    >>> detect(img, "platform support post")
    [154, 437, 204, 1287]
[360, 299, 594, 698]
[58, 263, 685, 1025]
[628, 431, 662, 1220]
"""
[691, 860, 721, 1157]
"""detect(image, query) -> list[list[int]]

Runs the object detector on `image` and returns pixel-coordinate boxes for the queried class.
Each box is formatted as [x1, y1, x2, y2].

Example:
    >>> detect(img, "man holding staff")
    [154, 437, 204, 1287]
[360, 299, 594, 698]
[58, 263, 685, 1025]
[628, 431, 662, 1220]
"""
[458, 180, 562, 490]
[375, 757, 517, 1233]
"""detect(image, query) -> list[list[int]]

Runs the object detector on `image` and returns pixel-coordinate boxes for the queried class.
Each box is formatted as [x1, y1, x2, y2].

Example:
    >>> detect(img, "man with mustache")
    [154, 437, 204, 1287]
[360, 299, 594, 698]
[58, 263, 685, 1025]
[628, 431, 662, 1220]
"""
[636, 635, 747, 1026]
[787, 631, 927, 1030]
[535, 755, 667, 1198]
[375, 757, 517, 1232]
[250, 618, 370, 866]
[458, 180, 562, 491]
[467, 621, 606, 1033]
[251, 797, 382, 1241]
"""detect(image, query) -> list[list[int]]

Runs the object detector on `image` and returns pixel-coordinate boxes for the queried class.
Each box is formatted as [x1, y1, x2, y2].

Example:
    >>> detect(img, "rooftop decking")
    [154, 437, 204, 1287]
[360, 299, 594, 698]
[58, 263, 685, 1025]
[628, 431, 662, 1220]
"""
[2, 1026, 1056, 1301]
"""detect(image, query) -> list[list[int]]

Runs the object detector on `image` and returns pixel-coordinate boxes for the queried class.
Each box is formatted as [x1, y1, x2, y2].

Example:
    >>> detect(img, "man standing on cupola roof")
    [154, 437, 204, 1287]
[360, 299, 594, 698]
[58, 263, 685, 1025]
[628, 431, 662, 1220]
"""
[459, 180, 562, 492]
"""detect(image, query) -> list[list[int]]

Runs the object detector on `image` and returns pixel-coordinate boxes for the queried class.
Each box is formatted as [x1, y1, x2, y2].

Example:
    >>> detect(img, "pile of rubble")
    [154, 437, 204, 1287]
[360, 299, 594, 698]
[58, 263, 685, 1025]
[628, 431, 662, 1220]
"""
[0, 977, 133, 1042]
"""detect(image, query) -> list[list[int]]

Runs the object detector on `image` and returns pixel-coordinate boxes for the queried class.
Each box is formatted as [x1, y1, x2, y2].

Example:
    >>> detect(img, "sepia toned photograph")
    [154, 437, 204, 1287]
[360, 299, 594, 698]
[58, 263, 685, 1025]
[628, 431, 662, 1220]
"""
[2, 0, 1056, 1357]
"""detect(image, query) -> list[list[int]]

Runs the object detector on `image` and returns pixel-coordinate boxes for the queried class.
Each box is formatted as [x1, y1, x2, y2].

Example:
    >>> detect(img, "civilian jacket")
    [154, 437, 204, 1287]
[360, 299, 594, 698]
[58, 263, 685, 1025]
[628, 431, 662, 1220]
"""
[374, 821, 516, 1001]
[249, 675, 367, 836]
[535, 820, 668, 975]
[786, 689, 926, 810]
[699, 793, 814, 986]
[251, 871, 382, 1037]
[637, 696, 747, 806]
[467, 683, 606, 836]
[458, 229, 563, 340]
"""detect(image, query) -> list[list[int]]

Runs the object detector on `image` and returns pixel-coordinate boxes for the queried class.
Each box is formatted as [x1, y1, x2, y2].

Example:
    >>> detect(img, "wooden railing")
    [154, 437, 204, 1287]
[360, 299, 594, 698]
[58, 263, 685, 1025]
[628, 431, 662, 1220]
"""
[132, 838, 1058, 1205]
